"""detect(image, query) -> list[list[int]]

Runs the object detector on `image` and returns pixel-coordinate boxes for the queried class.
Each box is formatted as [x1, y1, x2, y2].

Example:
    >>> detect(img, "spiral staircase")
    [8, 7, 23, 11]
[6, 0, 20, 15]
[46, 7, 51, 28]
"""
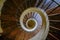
[0, 0, 60, 40]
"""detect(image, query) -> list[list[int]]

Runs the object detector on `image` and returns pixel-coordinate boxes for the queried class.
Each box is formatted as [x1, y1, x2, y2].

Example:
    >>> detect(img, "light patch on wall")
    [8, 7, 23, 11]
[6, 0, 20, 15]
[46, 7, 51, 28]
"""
[0, 0, 6, 34]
